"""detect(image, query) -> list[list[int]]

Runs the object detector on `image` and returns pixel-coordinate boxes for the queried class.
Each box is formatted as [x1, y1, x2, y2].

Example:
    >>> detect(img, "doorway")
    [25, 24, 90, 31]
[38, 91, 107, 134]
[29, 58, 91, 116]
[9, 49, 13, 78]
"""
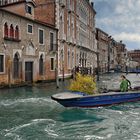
[25, 62, 33, 82]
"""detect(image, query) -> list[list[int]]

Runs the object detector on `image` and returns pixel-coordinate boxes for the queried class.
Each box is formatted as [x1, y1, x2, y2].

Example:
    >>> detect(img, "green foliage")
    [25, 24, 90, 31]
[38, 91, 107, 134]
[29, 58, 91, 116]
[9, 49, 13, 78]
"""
[69, 73, 97, 95]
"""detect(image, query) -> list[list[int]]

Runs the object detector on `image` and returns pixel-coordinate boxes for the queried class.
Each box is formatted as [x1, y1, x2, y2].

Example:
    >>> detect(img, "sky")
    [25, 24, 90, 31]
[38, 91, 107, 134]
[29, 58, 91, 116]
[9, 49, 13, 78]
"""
[93, 0, 140, 50]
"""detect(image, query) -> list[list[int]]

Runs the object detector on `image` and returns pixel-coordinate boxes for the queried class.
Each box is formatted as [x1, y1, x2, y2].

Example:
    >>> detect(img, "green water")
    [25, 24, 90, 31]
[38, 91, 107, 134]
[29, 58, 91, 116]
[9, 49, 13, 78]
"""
[0, 74, 140, 140]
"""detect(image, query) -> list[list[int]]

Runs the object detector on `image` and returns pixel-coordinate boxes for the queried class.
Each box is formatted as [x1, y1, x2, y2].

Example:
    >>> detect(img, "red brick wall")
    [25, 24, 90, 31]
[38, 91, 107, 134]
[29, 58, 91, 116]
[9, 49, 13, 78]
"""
[34, 0, 55, 26]
[2, 0, 56, 26]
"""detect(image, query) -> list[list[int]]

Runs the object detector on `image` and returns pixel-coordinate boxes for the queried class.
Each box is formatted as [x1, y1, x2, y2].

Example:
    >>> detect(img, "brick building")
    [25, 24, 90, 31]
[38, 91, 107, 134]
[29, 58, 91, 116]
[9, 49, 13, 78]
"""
[0, 0, 97, 81]
[96, 28, 109, 73]
[128, 50, 140, 66]
[55, 0, 97, 78]
[115, 41, 128, 71]
[0, 1, 57, 86]
[29, 0, 97, 78]
[95, 28, 124, 73]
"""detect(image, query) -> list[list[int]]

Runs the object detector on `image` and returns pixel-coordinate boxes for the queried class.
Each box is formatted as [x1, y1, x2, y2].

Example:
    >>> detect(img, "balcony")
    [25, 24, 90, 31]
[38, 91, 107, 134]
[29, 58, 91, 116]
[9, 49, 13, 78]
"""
[4, 36, 21, 42]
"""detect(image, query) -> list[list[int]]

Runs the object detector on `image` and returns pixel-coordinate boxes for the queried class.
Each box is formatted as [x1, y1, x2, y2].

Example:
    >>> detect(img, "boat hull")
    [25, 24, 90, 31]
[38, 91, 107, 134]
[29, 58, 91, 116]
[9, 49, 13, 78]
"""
[51, 91, 140, 108]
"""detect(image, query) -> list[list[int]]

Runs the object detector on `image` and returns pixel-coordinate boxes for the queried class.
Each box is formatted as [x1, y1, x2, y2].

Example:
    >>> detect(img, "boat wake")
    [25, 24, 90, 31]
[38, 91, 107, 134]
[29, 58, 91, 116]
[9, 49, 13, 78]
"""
[0, 97, 58, 107]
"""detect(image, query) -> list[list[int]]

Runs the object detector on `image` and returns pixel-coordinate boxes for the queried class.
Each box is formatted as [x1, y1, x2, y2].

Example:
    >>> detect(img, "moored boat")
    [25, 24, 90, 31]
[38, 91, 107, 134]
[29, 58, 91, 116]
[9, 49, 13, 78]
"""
[51, 91, 140, 108]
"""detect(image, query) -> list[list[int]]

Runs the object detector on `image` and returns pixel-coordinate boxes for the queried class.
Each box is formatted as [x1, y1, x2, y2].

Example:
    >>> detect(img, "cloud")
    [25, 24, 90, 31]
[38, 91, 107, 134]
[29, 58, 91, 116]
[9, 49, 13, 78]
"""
[94, 0, 140, 50]
[114, 32, 140, 42]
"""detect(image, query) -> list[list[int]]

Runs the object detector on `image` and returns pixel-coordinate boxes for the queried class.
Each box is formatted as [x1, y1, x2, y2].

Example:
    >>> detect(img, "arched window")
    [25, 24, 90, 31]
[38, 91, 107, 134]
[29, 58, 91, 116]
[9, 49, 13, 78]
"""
[10, 24, 14, 38]
[15, 25, 19, 40]
[4, 22, 8, 38]
[39, 54, 43, 75]
[13, 52, 19, 79]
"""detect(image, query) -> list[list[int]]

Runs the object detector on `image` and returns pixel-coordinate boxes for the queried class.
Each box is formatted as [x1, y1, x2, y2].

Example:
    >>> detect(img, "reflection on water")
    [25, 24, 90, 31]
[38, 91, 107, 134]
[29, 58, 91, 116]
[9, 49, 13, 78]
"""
[0, 73, 140, 140]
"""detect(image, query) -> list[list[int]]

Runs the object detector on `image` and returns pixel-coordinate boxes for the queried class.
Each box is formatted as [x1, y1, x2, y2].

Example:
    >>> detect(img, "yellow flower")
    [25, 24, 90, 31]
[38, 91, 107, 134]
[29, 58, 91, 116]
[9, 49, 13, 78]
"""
[68, 73, 96, 95]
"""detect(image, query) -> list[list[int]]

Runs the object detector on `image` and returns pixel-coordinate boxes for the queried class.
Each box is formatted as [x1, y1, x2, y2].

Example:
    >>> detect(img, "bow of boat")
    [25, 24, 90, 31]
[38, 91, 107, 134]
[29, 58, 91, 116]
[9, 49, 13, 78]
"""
[51, 92, 86, 101]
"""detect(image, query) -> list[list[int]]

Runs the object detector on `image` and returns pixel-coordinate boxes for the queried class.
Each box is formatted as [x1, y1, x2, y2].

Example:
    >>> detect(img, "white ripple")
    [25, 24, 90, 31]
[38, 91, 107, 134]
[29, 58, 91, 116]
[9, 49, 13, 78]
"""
[32, 118, 56, 124]
[128, 111, 139, 115]
[4, 133, 22, 140]
[0, 97, 54, 107]
[84, 133, 113, 140]
[107, 109, 123, 115]
[84, 135, 104, 140]
[44, 129, 59, 137]
[4, 118, 56, 137]
[5, 123, 34, 136]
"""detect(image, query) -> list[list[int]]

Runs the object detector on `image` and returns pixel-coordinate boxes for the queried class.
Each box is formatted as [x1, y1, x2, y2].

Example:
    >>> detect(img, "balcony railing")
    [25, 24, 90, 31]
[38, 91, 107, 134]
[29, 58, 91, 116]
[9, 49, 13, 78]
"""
[4, 36, 21, 42]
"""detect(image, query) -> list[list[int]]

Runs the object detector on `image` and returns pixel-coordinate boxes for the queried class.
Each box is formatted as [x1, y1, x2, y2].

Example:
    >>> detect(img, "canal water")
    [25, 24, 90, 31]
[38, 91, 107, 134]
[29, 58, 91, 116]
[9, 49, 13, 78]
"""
[0, 73, 140, 140]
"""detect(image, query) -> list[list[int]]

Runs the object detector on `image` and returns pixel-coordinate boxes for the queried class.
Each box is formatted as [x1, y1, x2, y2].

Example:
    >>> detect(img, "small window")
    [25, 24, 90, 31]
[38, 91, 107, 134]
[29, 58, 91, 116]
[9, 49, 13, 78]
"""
[50, 32, 54, 51]
[50, 58, 55, 71]
[27, 24, 33, 34]
[39, 29, 44, 44]
[26, 5, 32, 15]
[0, 55, 4, 72]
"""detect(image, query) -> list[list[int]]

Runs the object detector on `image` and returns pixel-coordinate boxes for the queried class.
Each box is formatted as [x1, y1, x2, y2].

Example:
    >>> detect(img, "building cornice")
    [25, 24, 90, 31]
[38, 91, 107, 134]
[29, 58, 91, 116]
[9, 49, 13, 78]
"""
[0, 0, 36, 7]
